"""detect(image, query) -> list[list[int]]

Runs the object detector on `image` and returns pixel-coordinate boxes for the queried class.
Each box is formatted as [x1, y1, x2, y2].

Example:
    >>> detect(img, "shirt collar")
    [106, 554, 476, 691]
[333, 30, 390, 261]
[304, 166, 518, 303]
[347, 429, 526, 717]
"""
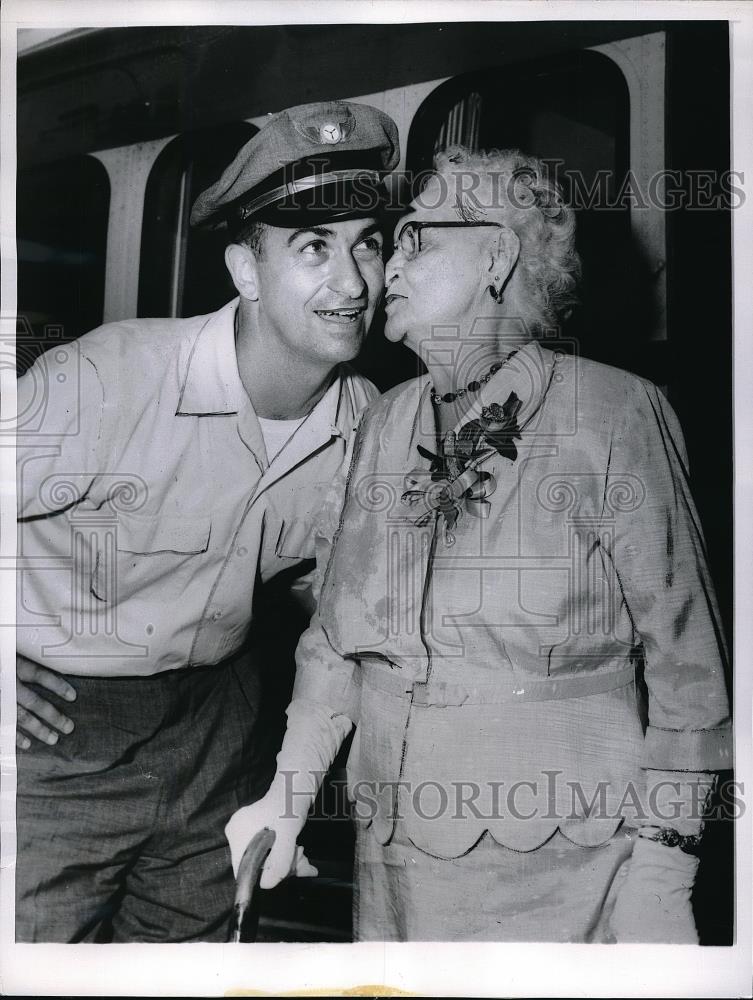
[176, 298, 245, 415]
[176, 298, 357, 435]
[303, 369, 343, 440]
[250, 370, 348, 494]
[330, 367, 361, 440]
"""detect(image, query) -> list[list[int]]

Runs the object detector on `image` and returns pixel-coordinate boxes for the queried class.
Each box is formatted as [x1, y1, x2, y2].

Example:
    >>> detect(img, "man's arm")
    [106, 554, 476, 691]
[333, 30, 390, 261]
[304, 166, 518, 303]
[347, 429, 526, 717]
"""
[17, 345, 104, 517]
[16, 345, 105, 745]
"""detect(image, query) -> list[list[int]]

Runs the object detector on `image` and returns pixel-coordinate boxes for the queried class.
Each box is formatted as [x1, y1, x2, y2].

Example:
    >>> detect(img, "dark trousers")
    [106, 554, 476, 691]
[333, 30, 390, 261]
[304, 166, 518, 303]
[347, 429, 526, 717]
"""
[16, 650, 272, 942]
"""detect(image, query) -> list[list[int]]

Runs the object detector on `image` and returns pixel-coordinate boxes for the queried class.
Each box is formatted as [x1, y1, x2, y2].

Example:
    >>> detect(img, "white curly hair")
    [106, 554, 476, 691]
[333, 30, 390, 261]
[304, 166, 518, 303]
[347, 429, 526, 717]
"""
[431, 146, 581, 333]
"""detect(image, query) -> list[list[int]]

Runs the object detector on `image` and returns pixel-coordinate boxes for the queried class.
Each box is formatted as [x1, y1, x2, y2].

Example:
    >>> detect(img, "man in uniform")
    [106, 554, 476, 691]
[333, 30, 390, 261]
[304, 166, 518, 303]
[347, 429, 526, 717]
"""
[15, 100, 398, 942]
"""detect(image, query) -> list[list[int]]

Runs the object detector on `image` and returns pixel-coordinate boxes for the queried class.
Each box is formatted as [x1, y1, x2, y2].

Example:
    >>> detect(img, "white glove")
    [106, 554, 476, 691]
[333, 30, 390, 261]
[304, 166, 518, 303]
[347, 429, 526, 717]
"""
[225, 784, 318, 887]
[610, 835, 700, 943]
[225, 698, 351, 890]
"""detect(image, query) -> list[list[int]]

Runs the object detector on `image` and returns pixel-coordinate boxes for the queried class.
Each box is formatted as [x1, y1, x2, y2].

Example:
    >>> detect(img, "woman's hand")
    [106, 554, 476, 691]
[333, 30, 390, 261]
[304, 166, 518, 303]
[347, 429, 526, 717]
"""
[610, 836, 700, 943]
[225, 793, 317, 889]
[225, 699, 349, 888]
[16, 655, 76, 750]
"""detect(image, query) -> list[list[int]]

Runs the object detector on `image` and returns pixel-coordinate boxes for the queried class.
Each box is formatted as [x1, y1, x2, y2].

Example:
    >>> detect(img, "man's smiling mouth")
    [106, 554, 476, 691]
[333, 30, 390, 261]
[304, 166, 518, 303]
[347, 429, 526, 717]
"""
[314, 307, 366, 322]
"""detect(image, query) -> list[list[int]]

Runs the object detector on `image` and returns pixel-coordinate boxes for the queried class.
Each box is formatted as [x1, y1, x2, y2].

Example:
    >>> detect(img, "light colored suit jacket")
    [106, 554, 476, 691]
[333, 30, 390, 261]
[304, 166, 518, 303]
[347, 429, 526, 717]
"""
[294, 340, 730, 857]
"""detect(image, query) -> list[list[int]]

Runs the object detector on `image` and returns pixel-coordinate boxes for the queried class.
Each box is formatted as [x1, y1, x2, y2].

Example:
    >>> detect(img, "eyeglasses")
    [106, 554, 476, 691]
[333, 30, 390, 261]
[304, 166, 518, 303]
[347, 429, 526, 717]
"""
[393, 220, 504, 260]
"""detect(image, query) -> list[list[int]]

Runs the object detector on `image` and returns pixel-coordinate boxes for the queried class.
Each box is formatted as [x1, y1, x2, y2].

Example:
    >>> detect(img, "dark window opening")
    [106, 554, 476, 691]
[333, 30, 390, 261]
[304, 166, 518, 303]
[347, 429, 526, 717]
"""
[405, 53, 651, 378]
[16, 155, 110, 374]
[138, 121, 257, 319]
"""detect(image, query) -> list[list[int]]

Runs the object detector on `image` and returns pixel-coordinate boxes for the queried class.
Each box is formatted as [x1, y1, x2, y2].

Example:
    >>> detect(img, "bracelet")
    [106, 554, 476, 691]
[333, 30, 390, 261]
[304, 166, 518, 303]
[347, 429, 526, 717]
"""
[637, 825, 703, 856]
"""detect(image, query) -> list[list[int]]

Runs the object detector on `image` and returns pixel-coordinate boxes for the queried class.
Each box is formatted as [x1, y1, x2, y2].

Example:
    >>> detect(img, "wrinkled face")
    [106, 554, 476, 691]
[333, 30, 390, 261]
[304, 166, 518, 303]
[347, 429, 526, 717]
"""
[253, 217, 384, 368]
[384, 176, 500, 355]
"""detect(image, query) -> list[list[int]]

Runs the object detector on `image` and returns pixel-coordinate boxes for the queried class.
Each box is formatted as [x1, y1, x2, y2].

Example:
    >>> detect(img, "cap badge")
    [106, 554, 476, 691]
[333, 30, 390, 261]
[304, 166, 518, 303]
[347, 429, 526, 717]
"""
[320, 122, 343, 144]
[293, 107, 356, 145]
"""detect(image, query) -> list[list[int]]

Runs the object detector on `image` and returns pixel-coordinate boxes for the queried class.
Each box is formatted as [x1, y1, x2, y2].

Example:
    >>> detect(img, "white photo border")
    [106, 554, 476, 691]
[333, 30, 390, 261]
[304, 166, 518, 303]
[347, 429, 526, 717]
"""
[1, 2, 751, 996]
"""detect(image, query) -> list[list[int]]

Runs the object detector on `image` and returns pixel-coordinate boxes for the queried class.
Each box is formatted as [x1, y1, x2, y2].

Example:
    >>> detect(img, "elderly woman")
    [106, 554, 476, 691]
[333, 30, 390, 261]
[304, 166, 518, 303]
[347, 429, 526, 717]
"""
[226, 148, 731, 942]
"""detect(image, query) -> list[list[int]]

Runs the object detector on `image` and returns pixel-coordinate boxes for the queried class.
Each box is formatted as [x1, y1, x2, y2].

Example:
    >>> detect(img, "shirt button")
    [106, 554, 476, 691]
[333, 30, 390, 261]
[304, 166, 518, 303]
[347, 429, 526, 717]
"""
[212, 610, 223, 621]
[236, 546, 248, 557]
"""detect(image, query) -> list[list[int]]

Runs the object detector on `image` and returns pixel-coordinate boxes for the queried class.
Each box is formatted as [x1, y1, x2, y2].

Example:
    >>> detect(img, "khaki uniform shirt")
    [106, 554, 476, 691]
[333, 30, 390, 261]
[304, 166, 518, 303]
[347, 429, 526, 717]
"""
[17, 298, 377, 676]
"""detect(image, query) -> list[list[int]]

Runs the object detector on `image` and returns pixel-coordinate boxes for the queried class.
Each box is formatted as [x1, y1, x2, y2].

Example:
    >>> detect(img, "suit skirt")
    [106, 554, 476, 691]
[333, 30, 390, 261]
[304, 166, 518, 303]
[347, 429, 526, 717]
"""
[353, 818, 636, 942]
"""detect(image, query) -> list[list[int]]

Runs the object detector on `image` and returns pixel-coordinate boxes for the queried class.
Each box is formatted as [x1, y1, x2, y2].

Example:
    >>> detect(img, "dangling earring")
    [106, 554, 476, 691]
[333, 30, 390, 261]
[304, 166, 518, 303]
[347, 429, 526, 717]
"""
[488, 276, 503, 303]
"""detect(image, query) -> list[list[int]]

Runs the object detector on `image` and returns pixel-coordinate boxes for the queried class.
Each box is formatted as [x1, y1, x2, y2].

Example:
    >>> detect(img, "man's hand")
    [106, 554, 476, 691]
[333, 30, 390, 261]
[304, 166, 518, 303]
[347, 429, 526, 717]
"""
[225, 795, 317, 889]
[610, 836, 700, 943]
[16, 656, 76, 750]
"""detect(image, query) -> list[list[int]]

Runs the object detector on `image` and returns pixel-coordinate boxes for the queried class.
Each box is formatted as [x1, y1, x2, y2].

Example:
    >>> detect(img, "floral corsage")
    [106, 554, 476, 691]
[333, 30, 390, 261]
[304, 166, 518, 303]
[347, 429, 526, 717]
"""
[401, 391, 523, 545]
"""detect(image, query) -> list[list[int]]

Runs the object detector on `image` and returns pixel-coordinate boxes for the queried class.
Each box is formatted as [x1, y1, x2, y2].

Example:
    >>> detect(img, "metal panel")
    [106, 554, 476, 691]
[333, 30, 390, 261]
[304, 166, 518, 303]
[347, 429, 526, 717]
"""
[591, 32, 667, 341]
[92, 138, 174, 322]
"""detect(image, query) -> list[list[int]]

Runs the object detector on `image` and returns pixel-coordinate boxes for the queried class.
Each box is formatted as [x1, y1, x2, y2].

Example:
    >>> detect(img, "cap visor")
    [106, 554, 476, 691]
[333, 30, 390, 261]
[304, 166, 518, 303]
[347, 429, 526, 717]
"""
[252, 176, 386, 225]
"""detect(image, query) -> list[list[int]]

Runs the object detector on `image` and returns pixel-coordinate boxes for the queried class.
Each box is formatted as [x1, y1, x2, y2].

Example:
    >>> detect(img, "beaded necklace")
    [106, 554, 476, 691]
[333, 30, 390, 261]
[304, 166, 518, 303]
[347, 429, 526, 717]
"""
[430, 358, 508, 405]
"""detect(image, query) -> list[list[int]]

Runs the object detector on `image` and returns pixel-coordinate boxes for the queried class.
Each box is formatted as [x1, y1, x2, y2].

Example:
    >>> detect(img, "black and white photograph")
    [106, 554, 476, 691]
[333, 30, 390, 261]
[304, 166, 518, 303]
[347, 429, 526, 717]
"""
[1, 1, 751, 996]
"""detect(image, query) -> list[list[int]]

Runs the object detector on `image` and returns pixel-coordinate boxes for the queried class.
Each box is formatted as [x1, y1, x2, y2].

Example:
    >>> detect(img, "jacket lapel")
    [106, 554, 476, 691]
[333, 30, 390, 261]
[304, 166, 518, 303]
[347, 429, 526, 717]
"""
[447, 341, 559, 519]
[250, 372, 349, 503]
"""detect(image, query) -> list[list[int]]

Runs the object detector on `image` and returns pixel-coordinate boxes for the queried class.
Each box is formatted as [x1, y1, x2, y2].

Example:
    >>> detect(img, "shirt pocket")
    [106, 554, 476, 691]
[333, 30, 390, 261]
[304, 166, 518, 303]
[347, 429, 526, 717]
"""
[274, 517, 316, 562]
[91, 511, 211, 604]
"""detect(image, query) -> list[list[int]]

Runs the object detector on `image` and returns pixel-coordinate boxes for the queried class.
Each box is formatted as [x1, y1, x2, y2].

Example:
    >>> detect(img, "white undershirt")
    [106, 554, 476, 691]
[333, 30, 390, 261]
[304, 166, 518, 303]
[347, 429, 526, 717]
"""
[257, 414, 307, 462]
